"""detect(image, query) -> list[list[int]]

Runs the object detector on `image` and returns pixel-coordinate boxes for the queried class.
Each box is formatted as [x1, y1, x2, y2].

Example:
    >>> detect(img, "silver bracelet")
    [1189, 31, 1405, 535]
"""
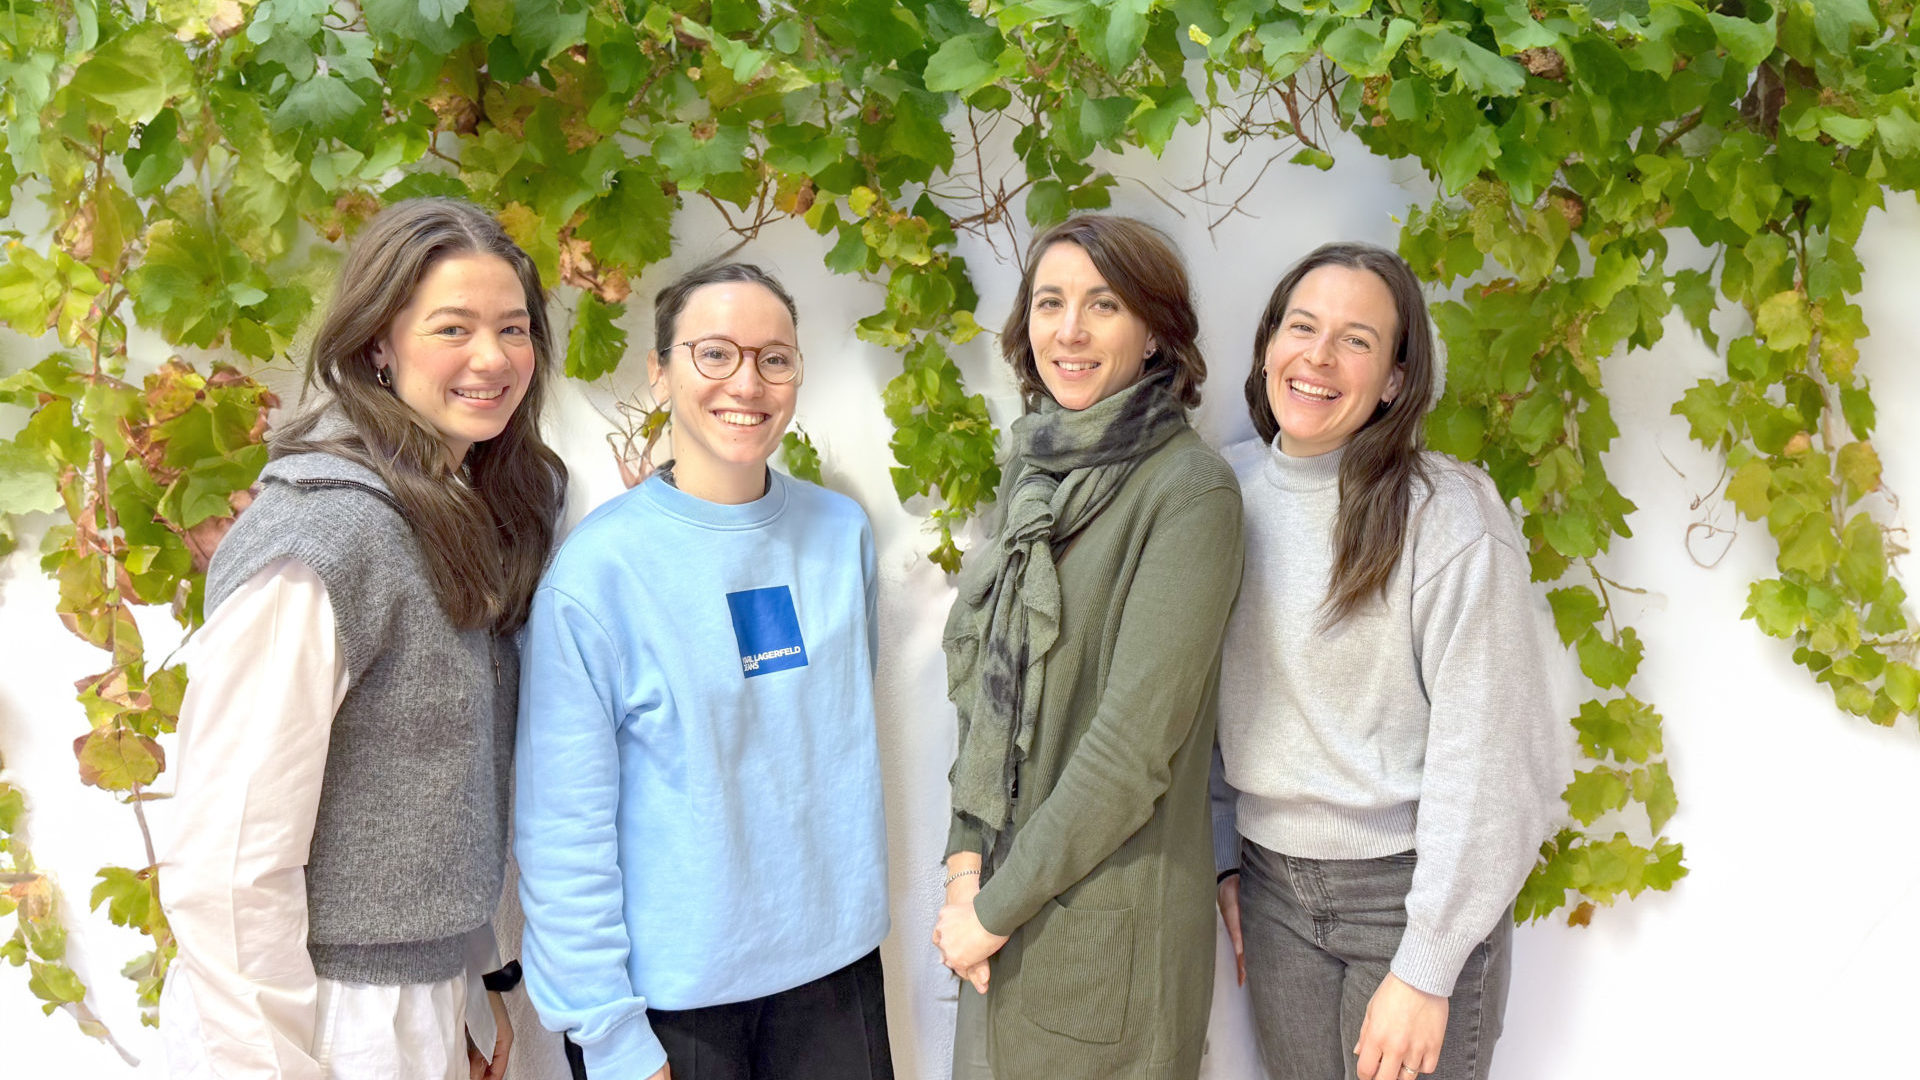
[944, 868, 982, 888]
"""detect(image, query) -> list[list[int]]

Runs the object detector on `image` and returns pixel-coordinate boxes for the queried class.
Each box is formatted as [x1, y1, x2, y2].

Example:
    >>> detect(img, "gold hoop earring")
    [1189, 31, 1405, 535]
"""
[375, 366, 392, 389]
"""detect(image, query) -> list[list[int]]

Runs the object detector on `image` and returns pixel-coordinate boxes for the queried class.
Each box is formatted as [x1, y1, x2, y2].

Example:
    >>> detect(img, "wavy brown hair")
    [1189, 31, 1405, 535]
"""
[1002, 215, 1205, 412]
[274, 198, 566, 633]
[1245, 242, 1436, 625]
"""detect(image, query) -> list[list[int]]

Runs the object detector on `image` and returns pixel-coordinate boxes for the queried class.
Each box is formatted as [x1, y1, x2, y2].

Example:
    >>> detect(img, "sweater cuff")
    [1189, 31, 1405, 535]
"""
[579, 1014, 668, 1080]
[1389, 920, 1483, 998]
[970, 880, 1019, 938]
[945, 815, 986, 862]
[1211, 811, 1241, 877]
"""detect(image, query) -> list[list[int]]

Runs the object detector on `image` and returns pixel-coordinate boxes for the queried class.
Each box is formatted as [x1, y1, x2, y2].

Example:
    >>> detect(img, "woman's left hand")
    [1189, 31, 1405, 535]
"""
[1353, 973, 1447, 1079]
[467, 990, 514, 1080]
[932, 898, 1009, 975]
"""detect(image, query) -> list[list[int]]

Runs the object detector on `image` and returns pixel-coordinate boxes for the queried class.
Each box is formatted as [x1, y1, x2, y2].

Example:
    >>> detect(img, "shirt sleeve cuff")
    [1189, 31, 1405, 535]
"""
[580, 1015, 669, 1080]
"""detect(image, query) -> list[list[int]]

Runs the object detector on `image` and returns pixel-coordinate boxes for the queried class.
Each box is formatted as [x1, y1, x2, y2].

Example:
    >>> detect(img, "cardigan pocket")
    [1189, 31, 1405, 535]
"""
[1019, 899, 1134, 1044]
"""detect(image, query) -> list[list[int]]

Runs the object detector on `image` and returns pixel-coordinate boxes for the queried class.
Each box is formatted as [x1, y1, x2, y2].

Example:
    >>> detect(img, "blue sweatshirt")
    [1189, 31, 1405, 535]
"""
[514, 471, 889, 1079]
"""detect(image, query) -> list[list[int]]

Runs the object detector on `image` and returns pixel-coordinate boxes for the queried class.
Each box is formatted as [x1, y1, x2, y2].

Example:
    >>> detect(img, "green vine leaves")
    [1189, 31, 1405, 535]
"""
[1281, 0, 1917, 920]
[0, 763, 113, 1048]
[4, 0, 1920, 1046]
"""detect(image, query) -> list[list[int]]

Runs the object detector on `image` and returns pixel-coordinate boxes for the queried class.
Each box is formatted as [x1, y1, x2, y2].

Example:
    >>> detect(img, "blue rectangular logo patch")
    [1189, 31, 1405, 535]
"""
[726, 586, 809, 678]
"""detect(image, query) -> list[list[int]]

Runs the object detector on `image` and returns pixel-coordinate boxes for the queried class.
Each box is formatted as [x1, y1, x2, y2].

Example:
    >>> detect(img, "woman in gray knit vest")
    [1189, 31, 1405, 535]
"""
[1212, 243, 1565, 1080]
[934, 215, 1245, 1080]
[157, 199, 566, 1080]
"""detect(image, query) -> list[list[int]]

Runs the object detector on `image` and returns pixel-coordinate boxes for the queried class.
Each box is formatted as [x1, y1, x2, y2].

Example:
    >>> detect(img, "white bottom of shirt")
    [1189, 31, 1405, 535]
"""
[163, 963, 492, 1079]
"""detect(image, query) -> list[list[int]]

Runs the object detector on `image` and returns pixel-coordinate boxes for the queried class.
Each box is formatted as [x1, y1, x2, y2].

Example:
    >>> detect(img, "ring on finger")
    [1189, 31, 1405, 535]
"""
[1400, 1067, 1418, 1078]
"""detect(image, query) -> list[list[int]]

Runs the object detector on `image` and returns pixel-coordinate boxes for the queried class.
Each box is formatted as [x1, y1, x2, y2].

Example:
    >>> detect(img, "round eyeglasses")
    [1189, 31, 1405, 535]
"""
[670, 336, 803, 384]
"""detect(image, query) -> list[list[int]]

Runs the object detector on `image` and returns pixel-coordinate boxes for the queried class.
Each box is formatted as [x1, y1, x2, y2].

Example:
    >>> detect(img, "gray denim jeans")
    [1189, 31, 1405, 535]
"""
[1238, 840, 1511, 1080]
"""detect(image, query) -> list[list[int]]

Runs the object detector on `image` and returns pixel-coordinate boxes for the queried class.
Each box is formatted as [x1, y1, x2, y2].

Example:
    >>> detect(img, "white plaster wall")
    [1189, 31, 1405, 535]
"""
[5, 118, 1919, 1079]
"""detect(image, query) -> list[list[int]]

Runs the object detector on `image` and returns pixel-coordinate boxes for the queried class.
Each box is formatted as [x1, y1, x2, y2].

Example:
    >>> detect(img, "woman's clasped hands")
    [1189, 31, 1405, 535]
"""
[933, 856, 1006, 994]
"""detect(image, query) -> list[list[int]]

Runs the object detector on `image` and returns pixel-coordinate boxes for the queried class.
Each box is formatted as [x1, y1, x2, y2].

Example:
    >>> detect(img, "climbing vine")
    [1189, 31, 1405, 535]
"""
[3, 0, 1918, 1048]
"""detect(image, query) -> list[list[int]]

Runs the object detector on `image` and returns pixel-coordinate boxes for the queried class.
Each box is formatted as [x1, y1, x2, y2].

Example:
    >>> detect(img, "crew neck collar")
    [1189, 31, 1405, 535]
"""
[640, 468, 789, 529]
[1263, 435, 1345, 494]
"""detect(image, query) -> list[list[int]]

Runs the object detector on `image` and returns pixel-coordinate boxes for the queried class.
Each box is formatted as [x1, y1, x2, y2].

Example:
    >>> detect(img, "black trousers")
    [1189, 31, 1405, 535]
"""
[565, 949, 894, 1080]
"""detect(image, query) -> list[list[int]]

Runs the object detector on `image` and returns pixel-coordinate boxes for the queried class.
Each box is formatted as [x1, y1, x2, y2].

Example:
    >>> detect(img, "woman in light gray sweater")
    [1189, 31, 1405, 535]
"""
[1212, 243, 1565, 1080]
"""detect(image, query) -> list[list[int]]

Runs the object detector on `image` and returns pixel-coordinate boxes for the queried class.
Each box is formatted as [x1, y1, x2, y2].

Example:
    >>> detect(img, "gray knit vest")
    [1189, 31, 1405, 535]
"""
[205, 451, 516, 984]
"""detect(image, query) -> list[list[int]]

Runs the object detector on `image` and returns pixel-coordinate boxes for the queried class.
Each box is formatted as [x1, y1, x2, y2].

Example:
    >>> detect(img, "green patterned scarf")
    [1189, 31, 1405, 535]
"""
[943, 368, 1189, 842]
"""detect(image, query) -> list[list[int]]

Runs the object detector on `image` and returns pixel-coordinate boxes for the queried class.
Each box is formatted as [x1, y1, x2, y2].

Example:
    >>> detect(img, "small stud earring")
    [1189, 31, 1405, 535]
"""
[375, 366, 392, 388]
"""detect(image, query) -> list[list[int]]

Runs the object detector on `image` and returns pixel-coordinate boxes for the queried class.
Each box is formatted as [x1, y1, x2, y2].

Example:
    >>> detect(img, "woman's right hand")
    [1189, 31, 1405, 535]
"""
[1217, 873, 1246, 987]
[936, 854, 993, 993]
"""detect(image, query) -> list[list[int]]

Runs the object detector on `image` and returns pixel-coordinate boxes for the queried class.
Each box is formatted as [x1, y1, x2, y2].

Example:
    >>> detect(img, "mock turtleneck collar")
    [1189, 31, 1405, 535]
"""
[1263, 435, 1345, 494]
[640, 467, 790, 529]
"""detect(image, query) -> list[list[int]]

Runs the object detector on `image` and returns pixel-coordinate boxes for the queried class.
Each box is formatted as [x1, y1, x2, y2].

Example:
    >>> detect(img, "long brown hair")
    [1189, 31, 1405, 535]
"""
[1245, 242, 1436, 625]
[1002, 215, 1205, 411]
[275, 198, 566, 633]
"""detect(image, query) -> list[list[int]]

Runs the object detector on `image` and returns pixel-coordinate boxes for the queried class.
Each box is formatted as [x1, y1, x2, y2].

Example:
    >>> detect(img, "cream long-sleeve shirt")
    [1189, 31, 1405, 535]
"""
[157, 558, 497, 1079]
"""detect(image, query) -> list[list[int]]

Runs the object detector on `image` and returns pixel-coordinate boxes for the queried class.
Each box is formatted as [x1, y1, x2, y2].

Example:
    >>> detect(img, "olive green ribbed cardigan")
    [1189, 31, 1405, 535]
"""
[945, 426, 1245, 1080]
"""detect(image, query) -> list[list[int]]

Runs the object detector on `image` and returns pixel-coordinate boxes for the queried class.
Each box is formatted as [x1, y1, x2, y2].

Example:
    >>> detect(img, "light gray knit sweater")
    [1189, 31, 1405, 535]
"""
[206, 450, 515, 984]
[1212, 440, 1566, 998]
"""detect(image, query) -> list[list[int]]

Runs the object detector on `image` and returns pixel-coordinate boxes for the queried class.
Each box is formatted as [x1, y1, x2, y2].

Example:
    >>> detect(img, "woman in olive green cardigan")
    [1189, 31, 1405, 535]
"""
[934, 214, 1244, 1080]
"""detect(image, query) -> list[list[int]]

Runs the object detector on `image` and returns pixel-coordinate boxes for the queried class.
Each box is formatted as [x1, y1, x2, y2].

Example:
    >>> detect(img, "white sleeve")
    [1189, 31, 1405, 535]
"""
[158, 558, 348, 1080]
[461, 922, 503, 1056]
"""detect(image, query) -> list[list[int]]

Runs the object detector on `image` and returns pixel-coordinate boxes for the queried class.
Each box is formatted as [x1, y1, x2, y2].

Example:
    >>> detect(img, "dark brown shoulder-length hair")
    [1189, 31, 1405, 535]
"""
[1245, 242, 1437, 625]
[274, 197, 567, 633]
[649, 261, 800, 360]
[1002, 214, 1205, 412]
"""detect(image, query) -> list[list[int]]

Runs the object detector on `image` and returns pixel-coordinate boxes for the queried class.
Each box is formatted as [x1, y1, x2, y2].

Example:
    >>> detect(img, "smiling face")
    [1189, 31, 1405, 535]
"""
[1028, 241, 1157, 412]
[648, 281, 800, 504]
[373, 253, 536, 467]
[1263, 264, 1405, 457]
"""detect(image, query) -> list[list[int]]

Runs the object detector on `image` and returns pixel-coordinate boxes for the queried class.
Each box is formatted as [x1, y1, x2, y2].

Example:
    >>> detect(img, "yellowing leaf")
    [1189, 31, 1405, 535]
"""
[1754, 290, 1811, 352]
[28, 960, 87, 1005]
[73, 729, 166, 791]
[1776, 514, 1839, 577]
[91, 866, 161, 931]
[1564, 767, 1629, 824]
[1837, 513, 1886, 597]
[1835, 441, 1880, 501]
[1885, 663, 1920, 714]
[1724, 460, 1772, 521]
[1631, 762, 1678, 835]
[1571, 695, 1663, 764]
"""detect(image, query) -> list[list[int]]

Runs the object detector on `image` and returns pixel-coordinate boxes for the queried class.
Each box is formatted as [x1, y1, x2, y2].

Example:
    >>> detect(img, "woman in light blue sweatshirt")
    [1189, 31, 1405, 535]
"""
[514, 263, 892, 1080]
